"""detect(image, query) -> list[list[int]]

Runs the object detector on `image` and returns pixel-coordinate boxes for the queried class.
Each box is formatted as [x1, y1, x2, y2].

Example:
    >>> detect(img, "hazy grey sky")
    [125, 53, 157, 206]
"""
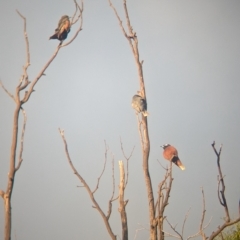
[1, 0, 240, 239]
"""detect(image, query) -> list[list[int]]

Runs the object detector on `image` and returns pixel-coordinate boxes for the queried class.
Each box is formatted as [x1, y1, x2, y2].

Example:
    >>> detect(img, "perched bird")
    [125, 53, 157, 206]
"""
[160, 144, 185, 170]
[131, 94, 149, 117]
[49, 15, 71, 41]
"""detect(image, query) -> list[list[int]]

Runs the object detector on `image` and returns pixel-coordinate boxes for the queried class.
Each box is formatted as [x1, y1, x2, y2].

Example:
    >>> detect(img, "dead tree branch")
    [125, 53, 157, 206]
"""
[118, 160, 129, 240]
[0, 81, 15, 102]
[134, 223, 150, 240]
[165, 218, 183, 240]
[181, 208, 191, 237]
[108, 1, 155, 238]
[107, 155, 119, 220]
[155, 162, 173, 240]
[59, 129, 117, 240]
[15, 108, 27, 172]
[119, 137, 135, 187]
[92, 141, 108, 194]
[62, 0, 83, 48]
[1, 3, 83, 239]
[186, 189, 212, 240]
[207, 141, 240, 240]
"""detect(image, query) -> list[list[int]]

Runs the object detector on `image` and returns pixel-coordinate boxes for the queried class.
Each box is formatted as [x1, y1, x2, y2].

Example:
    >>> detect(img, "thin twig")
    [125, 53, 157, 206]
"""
[165, 218, 183, 239]
[107, 154, 118, 220]
[92, 141, 108, 194]
[71, 0, 78, 25]
[119, 137, 135, 186]
[0, 81, 15, 101]
[62, 0, 83, 48]
[181, 208, 191, 237]
[157, 159, 168, 171]
[134, 223, 150, 240]
[16, 10, 30, 90]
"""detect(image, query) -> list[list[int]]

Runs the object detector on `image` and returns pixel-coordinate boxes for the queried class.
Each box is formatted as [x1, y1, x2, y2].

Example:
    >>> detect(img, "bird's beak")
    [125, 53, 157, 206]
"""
[160, 145, 163, 148]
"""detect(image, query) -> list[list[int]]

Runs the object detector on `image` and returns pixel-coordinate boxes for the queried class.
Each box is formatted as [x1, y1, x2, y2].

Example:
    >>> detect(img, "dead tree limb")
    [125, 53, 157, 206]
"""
[108, 1, 155, 238]
[92, 141, 108, 194]
[155, 163, 173, 240]
[163, 187, 211, 240]
[0, 2, 83, 239]
[118, 160, 129, 240]
[207, 141, 240, 240]
[59, 129, 117, 240]
[119, 138, 135, 187]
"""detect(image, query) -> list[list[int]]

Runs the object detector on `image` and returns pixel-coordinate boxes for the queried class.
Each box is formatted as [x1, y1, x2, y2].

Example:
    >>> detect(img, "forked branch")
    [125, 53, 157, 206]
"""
[208, 141, 240, 240]
[59, 129, 117, 240]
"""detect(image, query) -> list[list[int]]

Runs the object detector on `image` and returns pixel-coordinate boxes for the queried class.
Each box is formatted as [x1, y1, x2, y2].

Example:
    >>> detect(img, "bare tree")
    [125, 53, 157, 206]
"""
[0, 2, 83, 239]
[108, 0, 156, 239]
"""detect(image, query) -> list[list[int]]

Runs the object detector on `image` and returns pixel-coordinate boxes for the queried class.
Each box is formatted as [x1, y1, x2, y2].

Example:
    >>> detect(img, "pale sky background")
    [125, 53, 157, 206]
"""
[0, 0, 240, 239]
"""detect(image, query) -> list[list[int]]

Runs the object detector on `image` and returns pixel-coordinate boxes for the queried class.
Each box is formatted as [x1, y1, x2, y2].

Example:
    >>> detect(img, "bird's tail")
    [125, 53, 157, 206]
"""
[172, 156, 185, 170]
[143, 111, 149, 117]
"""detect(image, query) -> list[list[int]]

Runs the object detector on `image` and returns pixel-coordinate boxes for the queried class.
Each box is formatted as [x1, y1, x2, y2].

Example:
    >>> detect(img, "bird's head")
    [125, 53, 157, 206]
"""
[160, 144, 170, 149]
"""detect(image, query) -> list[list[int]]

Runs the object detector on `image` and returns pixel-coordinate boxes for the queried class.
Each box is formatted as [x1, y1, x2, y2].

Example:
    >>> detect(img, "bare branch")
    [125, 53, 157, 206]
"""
[0, 81, 15, 101]
[134, 223, 150, 240]
[21, 44, 61, 103]
[59, 129, 117, 240]
[207, 142, 240, 240]
[119, 137, 135, 187]
[165, 218, 183, 240]
[156, 163, 173, 239]
[110, 154, 116, 201]
[21, 0, 84, 104]
[108, 0, 129, 39]
[118, 160, 128, 240]
[157, 159, 168, 171]
[106, 155, 117, 220]
[181, 208, 191, 237]
[92, 141, 108, 194]
[16, 10, 31, 91]
[162, 230, 181, 239]
[211, 142, 229, 220]
[70, 0, 78, 25]
[61, 0, 83, 48]
[199, 187, 207, 240]
[15, 108, 27, 172]
[187, 217, 212, 240]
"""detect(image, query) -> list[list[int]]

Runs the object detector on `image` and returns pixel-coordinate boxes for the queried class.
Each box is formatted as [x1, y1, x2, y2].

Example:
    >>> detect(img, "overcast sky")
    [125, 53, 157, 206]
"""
[1, 0, 240, 239]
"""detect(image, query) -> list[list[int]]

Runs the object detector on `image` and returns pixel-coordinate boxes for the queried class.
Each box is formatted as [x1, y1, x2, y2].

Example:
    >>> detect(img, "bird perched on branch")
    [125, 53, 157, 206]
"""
[49, 15, 71, 41]
[131, 94, 149, 117]
[161, 144, 185, 170]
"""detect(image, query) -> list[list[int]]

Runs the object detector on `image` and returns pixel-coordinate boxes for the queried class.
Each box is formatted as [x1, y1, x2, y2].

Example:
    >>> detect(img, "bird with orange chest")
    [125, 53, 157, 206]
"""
[49, 15, 71, 41]
[160, 144, 185, 170]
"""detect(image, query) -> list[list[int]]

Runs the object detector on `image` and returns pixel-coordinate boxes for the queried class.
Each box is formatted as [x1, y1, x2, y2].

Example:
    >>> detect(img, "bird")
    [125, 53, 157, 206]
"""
[160, 144, 185, 170]
[49, 15, 71, 41]
[131, 94, 149, 117]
